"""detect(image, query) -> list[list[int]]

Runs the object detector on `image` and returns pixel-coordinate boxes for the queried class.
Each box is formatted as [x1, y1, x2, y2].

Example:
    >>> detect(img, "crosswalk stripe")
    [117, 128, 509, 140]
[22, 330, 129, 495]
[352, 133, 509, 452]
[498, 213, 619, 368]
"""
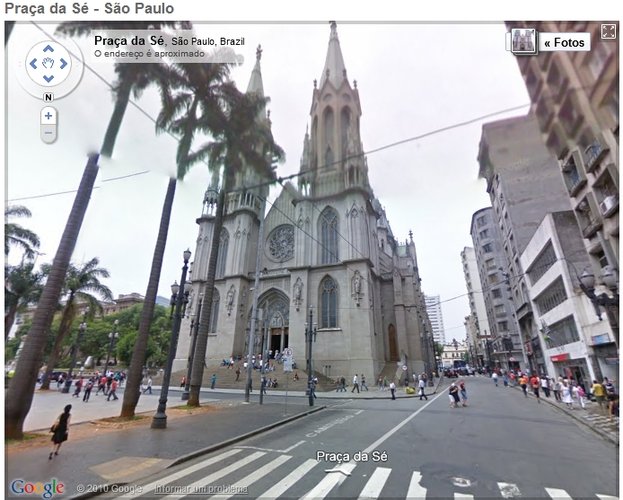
[160, 451, 266, 500]
[406, 471, 427, 499]
[112, 449, 243, 499]
[545, 487, 573, 499]
[498, 482, 522, 498]
[454, 494, 474, 499]
[208, 454, 292, 500]
[596, 495, 619, 500]
[358, 467, 392, 499]
[258, 459, 318, 499]
[301, 462, 358, 499]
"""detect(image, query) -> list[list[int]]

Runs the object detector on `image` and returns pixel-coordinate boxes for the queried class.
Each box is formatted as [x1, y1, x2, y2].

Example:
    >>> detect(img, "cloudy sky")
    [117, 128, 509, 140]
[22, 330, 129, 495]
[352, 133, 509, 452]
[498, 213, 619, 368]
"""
[6, 21, 533, 341]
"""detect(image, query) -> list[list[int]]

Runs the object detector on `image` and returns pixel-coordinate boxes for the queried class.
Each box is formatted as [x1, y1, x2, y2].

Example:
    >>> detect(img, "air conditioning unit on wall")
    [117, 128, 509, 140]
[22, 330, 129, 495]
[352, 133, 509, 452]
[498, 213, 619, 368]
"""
[599, 196, 618, 217]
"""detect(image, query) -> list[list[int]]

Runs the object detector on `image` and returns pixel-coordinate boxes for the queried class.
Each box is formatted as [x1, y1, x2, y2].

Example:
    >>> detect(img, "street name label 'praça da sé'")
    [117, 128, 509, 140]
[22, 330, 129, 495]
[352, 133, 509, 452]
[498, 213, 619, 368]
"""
[5, 2, 176, 15]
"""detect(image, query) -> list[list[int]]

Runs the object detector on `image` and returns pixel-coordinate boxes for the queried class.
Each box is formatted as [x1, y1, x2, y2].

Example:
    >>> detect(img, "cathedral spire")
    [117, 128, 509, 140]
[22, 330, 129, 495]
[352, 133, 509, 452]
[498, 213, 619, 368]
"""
[320, 21, 348, 89]
[246, 44, 265, 97]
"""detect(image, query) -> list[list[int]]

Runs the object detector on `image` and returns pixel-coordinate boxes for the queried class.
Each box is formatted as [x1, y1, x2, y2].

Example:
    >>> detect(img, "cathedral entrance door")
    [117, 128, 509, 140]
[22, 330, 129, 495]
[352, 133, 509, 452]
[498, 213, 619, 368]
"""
[270, 327, 289, 353]
[388, 324, 399, 361]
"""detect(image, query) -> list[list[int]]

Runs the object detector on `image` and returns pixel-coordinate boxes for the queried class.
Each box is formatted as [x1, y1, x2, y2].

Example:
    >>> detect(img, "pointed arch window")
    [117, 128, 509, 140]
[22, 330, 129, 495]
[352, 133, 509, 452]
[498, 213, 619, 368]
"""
[320, 207, 339, 264]
[216, 229, 229, 278]
[209, 288, 220, 333]
[320, 276, 338, 328]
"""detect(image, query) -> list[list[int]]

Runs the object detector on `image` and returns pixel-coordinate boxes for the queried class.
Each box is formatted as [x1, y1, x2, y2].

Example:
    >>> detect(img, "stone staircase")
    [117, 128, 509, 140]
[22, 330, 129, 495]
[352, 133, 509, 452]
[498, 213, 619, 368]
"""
[377, 362, 403, 385]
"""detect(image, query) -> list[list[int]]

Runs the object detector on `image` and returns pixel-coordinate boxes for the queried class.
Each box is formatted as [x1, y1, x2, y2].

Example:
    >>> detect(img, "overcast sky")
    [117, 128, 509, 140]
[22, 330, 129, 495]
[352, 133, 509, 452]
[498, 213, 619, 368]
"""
[6, 21, 532, 341]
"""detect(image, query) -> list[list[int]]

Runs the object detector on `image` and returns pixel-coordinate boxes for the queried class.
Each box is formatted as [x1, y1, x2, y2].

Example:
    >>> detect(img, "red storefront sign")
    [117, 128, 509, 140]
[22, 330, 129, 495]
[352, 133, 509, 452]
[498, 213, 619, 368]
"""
[550, 353, 570, 362]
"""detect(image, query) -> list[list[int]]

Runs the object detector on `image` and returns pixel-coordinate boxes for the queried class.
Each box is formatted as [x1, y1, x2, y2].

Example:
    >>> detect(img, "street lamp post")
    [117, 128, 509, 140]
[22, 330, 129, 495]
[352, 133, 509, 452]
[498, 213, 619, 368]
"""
[67, 315, 87, 379]
[152, 249, 191, 429]
[103, 319, 119, 377]
[305, 306, 317, 407]
[182, 294, 202, 401]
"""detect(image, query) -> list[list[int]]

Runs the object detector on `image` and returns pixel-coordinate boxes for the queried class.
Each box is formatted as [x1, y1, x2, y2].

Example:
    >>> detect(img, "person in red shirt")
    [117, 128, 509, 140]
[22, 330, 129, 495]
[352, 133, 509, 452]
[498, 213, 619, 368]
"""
[107, 379, 119, 401]
[530, 374, 541, 403]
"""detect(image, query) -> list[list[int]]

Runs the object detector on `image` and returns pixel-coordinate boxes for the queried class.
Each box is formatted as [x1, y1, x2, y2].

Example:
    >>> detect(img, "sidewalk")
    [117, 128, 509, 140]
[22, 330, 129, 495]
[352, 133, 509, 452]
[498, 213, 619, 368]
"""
[7, 398, 324, 499]
[505, 381, 619, 445]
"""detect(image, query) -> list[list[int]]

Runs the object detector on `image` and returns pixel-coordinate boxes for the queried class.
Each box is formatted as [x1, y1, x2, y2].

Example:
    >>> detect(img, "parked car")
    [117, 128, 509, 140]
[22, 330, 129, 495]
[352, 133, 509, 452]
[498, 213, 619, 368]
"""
[46, 371, 68, 382]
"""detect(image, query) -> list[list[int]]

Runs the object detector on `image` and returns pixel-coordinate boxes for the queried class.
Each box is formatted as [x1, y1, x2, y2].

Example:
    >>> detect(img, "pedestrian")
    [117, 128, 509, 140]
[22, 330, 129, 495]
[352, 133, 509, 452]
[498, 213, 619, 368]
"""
[361, 374, 368, 391]
[509, 372, 516, 387]
[383, 377, 388, 391]
[519, 374, 528, 398]
[530, 374, 541, 403]
[591, 379, 607, 414]
[210, 373, 217, 389]
[492, 371, 498, 387]
[574, 383, 586, 409]
[561, 380, 573, 409]
[553, 377, 562, 402]
[449, 383, 460, 408]
[49, 404, 71, 460]
[503, 373, 509, 387]
[56, 375, 64, 391]
[180, 376, 186, 388]
[235, 366, 241, 382]
[389, 381, 396, 400]
[106, 375, 113, 395]
[418, 376, 428, 401]
[377, 376, 383, 390]
[107, 379, 119, 401]
[540, 375, 551, 398]
[96, 375, 107, 395]
[261, 376, 267, 395]
[82, 379, 94, 402]
[459, 380, 468, 406]
[351, 374, 360, 393]
[72, 378, 83, 398]
[145, 377, 153, 394]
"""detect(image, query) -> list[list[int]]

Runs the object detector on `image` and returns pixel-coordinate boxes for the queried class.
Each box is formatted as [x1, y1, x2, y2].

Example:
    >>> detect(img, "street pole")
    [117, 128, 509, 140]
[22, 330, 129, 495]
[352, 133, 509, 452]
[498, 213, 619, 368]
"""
[259, 315, 268, 405]
[102, 319, 119, 377]
[152, 249, 191, 429]
[306, 306, 317, 407]
[182, 294, 202, 401]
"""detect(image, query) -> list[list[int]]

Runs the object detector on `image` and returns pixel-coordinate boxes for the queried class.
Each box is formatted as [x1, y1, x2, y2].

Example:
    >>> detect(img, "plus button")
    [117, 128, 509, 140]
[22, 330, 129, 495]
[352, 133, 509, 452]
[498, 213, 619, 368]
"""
[45, 112, 53, 120]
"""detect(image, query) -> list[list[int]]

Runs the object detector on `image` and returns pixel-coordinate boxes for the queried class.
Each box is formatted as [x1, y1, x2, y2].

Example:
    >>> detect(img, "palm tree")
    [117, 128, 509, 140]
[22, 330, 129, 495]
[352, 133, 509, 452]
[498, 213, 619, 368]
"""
[120, 61, 236, 418]
[4, 262, 46, 339]
[188, 86, 284, 407]
[5, 205, 40, 259]
[39, 258, 113, 390]
[5, 22, 190, 439]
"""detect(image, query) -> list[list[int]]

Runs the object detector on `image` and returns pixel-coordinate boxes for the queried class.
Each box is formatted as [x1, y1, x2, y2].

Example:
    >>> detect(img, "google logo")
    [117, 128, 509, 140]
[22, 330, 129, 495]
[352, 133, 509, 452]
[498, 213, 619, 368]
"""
[10, 479, 64, 499]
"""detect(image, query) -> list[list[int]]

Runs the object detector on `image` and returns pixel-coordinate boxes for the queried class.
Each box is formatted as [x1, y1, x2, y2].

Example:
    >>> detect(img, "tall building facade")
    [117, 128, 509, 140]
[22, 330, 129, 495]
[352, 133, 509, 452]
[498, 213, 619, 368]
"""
[507, 21, 618, 339]
[477, 114, 576, 371]
[461, 246, 490, 366]
[424, 295, 445, 345]
[470, 207, 523, 370]
[175, 23, 429, 381]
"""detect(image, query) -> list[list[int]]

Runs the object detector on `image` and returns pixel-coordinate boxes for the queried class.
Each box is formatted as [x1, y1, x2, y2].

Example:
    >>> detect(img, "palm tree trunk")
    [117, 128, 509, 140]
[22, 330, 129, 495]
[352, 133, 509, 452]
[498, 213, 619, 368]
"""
[39, 300, 75, 390]
[121, 178, 177, 418]
[5, 303, 19, 340]
[5, 154, 99, 440]
[101, 78, 132, 158]
[188, 174, 230, 406]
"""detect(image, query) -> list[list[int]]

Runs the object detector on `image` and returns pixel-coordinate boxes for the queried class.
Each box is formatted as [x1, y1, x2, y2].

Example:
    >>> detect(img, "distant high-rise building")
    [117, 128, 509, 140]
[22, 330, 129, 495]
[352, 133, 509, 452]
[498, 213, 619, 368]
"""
[425, 295, 445, 345]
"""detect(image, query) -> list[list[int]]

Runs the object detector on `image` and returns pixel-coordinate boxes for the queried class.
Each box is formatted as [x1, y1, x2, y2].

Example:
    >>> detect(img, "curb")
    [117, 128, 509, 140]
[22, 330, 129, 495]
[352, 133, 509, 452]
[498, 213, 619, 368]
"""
[69, 405, 327, 499]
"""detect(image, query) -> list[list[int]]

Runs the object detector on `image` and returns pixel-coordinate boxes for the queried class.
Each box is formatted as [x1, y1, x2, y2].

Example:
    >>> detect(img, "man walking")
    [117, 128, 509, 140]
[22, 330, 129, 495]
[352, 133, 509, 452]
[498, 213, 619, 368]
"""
[107, 379, 119, 401]
[352, 374, 360, 393]
[142, 377, 153, 395]
[211, 373, 217, 390]
[418, 376, 428, 400]
[492, 371, 499, 387]
[82, 379, 94, 402]
[530, 374, 541, 403]
[389, 381, 396, 400]
[235, 366, 241, 382]
[361, 374, 369, 391]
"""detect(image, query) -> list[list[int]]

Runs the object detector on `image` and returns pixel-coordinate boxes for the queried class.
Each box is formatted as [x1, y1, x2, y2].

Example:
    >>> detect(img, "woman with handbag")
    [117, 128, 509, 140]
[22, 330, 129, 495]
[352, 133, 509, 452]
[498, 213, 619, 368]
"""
[49, 404, 71, 460]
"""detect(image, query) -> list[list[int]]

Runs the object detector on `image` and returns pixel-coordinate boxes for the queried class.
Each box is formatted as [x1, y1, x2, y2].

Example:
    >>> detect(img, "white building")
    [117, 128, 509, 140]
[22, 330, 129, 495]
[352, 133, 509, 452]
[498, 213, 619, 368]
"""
[425, 295, 445, 345]
[519, 211, 617, 385]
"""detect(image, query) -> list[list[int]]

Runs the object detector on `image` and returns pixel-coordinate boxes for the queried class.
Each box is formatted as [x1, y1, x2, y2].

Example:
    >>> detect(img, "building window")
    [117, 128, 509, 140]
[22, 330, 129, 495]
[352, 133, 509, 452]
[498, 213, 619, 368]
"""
[479, 229, 489, 239]
[476, 215, 487, 227]
[482, 243, 493, 253]
[320, 276, 338, 328]
[209, 288, 219, 333]
[216, 229, 229, 278]
[534, 277, 567, 315]
[320, 207, 339, 264]
[492, 288, 502, 299]
[546, 315, 580, 347]
[527, 242, 557, 284]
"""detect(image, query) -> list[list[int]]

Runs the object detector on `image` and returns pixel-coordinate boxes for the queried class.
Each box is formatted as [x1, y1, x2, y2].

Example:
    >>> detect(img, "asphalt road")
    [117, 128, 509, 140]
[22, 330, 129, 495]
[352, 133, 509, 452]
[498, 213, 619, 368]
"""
[98, 377, 618, 499]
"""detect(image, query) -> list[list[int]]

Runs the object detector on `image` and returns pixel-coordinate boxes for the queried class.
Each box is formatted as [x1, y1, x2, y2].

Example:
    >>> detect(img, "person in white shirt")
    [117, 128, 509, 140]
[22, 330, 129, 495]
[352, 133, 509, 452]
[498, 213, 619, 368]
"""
[351, 374, 360, 393]
[418, 376, 428, 401]
[389, 381, 396, 400]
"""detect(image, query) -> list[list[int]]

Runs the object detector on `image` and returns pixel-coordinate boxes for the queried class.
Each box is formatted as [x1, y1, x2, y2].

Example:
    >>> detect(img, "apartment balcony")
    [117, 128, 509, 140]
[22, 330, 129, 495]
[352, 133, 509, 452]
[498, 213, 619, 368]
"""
[584, 134, 610, 173]
[581, 217, 604, 239]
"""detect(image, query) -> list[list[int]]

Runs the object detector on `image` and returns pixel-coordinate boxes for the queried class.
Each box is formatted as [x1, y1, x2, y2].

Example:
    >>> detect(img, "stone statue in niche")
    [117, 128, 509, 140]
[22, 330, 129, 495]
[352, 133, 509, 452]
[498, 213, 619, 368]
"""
[226, 285, 236, 316]
[293, 277, 304, 311]
[352, 270, 363, 307]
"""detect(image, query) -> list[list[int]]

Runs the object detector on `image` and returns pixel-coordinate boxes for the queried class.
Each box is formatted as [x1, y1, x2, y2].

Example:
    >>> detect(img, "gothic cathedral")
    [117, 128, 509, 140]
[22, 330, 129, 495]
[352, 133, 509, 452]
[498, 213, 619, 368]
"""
[174, 23, 431, 381]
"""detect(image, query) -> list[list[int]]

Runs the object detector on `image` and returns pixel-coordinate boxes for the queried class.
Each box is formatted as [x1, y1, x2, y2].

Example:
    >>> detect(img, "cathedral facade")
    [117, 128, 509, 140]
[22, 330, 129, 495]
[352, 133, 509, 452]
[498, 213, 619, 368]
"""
[174, 23, 430, 381]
